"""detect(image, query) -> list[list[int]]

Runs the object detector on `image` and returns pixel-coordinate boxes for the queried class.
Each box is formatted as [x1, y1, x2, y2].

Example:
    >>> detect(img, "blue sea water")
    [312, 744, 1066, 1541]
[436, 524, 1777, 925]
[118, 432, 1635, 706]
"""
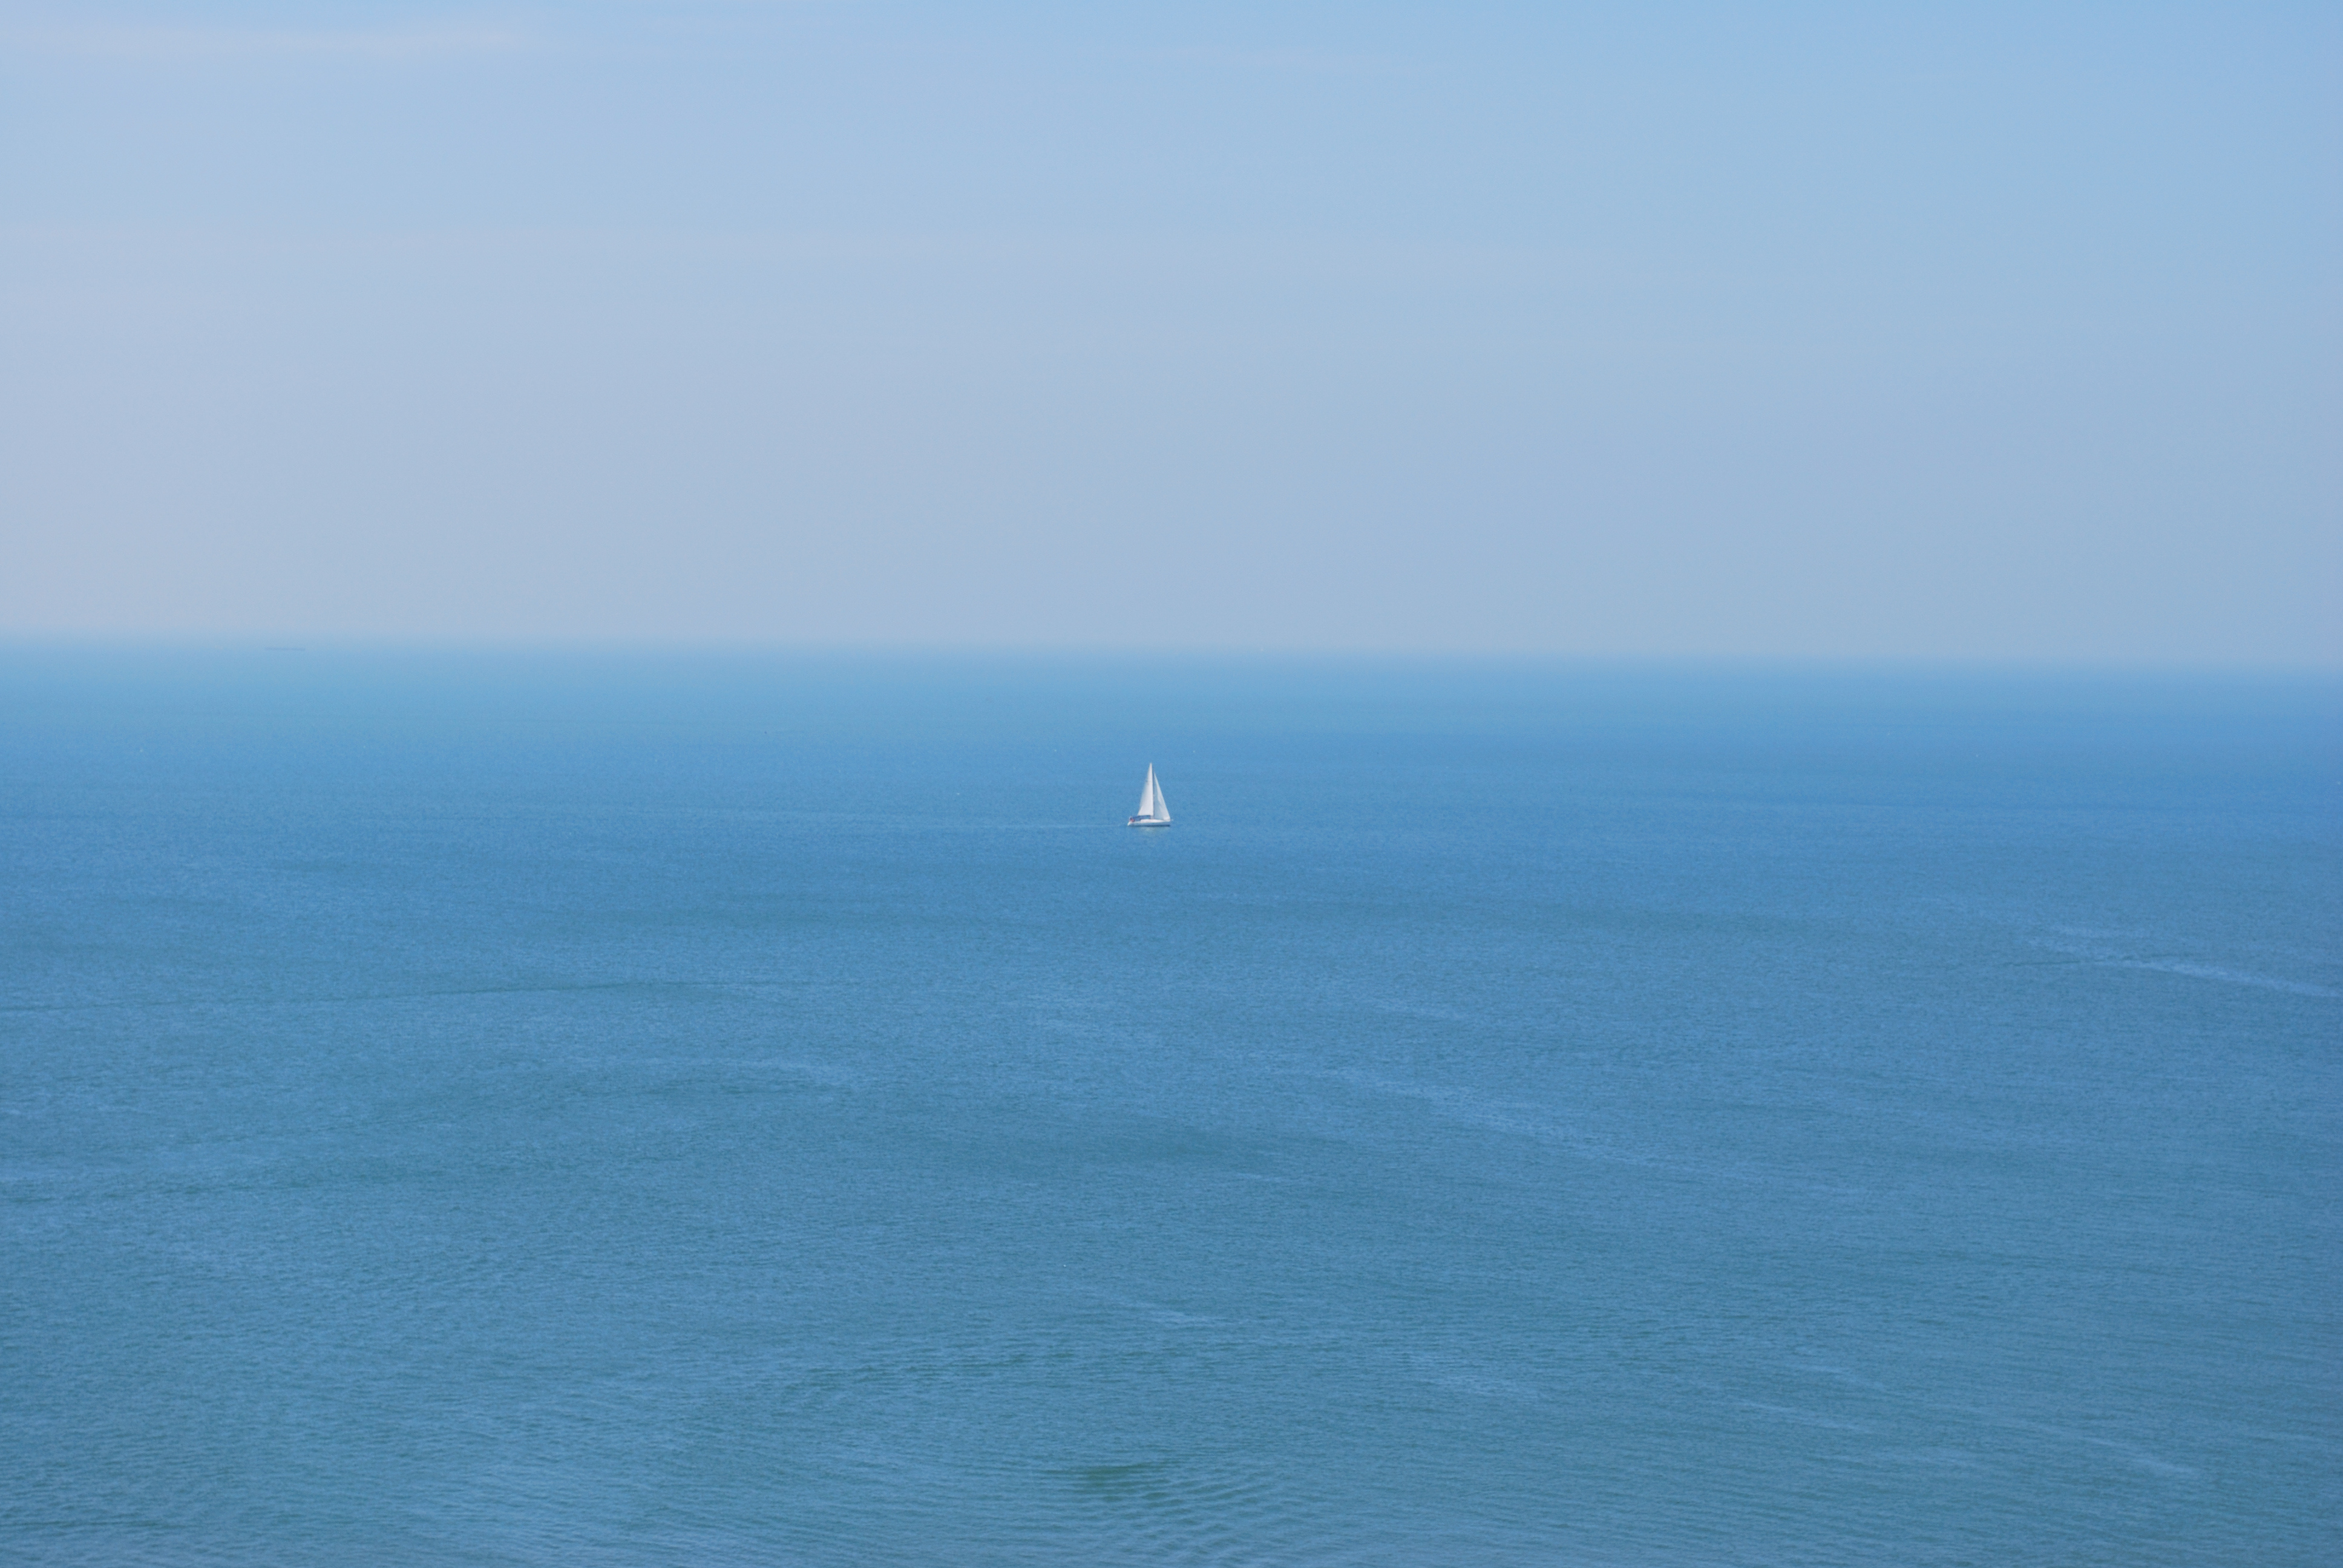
[3, 651, 2338, 1566]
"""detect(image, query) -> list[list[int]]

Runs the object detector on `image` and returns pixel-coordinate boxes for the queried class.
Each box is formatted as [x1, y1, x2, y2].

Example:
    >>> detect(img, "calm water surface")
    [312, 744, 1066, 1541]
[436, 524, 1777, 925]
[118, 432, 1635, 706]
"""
[4, 653, 2338, 1565]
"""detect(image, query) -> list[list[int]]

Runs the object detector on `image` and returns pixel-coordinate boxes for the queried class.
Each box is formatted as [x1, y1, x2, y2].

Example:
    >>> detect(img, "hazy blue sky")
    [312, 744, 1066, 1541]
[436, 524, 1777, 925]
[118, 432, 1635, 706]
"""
[3, 2, 2336, 659]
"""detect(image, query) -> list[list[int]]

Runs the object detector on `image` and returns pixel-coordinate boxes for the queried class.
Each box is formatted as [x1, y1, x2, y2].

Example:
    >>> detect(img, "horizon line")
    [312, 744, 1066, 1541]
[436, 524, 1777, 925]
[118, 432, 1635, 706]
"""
[2, 635, 2338, 678]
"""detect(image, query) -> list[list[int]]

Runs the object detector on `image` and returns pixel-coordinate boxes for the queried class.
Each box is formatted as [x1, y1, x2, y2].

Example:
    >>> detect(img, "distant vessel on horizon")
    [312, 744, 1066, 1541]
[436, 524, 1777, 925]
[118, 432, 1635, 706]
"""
[1127, 765, 1172, 827]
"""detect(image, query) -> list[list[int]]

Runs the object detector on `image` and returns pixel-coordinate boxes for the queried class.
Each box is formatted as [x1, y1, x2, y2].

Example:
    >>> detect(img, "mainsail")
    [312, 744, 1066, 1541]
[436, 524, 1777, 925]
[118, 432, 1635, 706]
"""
[1134, 765, 1170, 823]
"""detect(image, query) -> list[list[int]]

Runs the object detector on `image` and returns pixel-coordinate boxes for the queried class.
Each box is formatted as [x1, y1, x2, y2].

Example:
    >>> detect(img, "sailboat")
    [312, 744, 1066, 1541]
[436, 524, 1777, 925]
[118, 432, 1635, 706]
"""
[1127, 765, 1172, 827]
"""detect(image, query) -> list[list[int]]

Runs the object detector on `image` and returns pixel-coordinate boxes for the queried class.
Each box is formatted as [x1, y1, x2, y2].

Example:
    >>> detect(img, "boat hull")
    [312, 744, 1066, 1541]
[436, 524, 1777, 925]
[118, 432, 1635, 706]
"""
[1127, 817, 1170, 827]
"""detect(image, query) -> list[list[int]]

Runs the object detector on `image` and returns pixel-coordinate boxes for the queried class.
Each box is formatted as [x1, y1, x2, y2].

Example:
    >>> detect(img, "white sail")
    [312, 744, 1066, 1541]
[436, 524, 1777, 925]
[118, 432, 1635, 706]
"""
[1133, 765, 1170, 823]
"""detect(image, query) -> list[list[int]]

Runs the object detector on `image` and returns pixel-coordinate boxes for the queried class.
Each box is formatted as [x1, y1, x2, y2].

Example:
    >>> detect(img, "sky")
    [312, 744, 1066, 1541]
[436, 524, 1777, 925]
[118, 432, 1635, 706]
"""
[2, 2, 2336, 661]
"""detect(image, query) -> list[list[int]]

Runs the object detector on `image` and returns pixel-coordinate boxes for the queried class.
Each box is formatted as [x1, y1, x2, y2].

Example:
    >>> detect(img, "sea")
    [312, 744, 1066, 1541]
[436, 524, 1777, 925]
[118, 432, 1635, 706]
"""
[4, 650, 2337, 1566]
